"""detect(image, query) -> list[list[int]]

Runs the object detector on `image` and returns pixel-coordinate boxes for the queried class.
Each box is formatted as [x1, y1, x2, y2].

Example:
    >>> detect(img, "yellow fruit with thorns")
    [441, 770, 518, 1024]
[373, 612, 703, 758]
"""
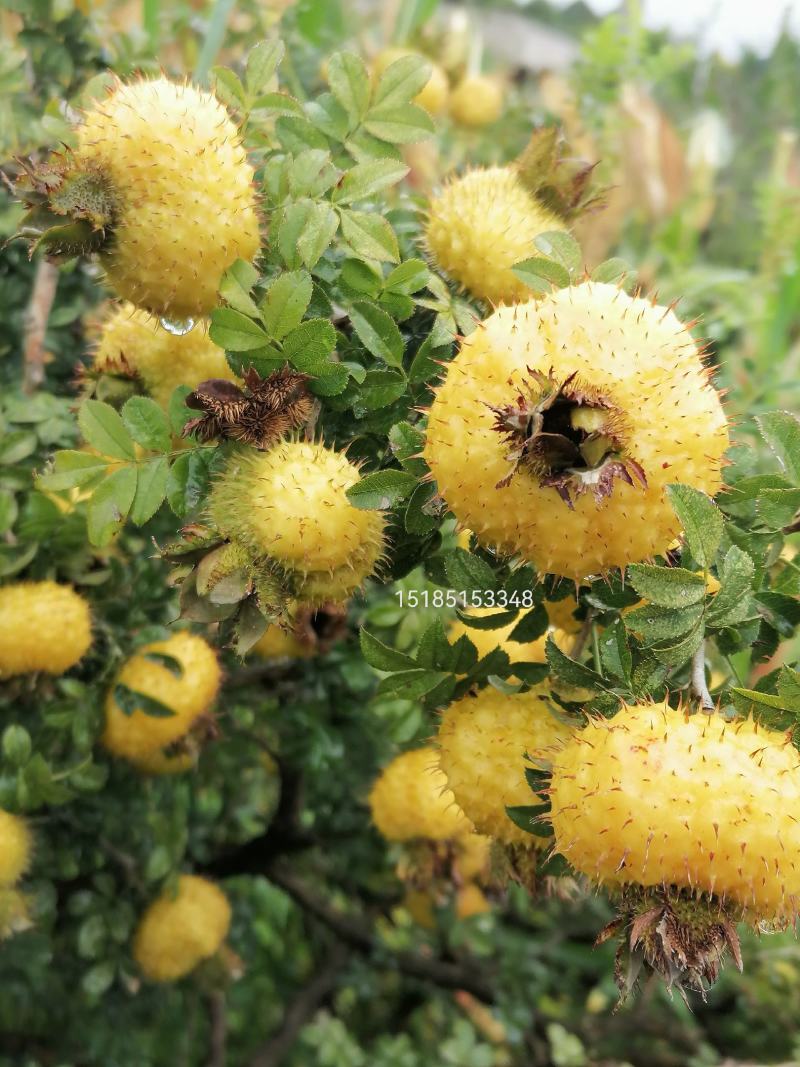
[449, 74, 504, 127]
[93, 304, 239, 409]
[133, 875, 231, 982]
[369, 747, 473, 842]
[32, 77, 260, 318]
[103, 632, 221, 764]
[0, 582, 91, 678]
[251, 624, 312, 661]
[425, 165, 566, 305]
[549, 703, 800, 923]
[437, 687, 570, 847]
[424, 283, 729, 579]
[207, 441, 386, 605]
[373, 48, 449, 116]
[0, 812, 32, 887]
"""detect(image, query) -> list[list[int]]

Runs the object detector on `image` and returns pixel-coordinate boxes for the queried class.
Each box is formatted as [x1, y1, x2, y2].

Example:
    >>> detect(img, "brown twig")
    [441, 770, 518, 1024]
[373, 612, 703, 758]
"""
[206, 991, 227, 1067]
[22, 258, 58, 393]
[248, 943, 350, 1067]
[265, 860, 495, 1003]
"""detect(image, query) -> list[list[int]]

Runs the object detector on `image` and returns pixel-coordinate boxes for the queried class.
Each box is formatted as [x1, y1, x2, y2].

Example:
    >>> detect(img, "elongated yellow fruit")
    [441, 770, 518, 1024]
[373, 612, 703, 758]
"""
[0, 581, 91, 678]
[133, 875, 231, 982]
[549, 704, 800, 924]
[424, 283, 728, 579]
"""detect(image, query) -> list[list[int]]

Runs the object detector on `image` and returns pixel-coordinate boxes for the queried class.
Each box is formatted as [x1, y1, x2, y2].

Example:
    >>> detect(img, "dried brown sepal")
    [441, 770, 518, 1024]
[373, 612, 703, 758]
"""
[603, 888, 744, 1007]
[487, 368, 646, 507]
[183, 366, 313, 449]
[514, 126, 607, 222]
[290, 602, 348, 655]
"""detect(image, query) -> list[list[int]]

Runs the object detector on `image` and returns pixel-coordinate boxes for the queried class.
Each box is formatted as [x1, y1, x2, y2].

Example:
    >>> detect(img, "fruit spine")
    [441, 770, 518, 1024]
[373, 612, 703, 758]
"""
[423, 282, 729, 579]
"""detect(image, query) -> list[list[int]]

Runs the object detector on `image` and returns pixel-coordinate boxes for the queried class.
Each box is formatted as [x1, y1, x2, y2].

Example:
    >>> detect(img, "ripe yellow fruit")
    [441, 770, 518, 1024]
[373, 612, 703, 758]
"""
[454, 833, 491, 881]
[544, 596, 582, 635]
[373, 48, 449, 116]
[93, 303, 239, 409]
[74, 77, 260, 317]
[456, 883, 491, 919]
[0, 811, 32, 887]
[369, 747, 473, 843]
[549, 704, 800, 923]
[0, 581, 91, 678]
[449, 74, 504, 127]
[425, 166, 566, 305]
[133, 875, 231, 982]
[207, 441, 386, 604]
[424, 283, 729, 579]
[437, 687, 570, 847]
[103, 632, 221, 762]
[251, 624, 311, 661]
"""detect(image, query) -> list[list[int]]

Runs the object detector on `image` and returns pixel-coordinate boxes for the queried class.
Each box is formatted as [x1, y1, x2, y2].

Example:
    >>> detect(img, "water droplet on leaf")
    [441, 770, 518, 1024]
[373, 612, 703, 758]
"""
[160, 316, 195, 336]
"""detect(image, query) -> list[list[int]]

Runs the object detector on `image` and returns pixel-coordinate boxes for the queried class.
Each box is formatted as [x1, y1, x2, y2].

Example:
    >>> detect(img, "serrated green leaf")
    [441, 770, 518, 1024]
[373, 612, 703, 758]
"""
[339, 210, 399, 263]
[246, 38, 284, 95]
[546, 638, 605, 691]
[706, 545, 755, 627]
[346, 469, 416, 509]
[650, 625, 704, 666]
[87, 466, 137, 545]
[261, 271, 313, 340]
[364, 103, 434, 144]
[166, 452, 212, 518]
[305, 93, 350, 141]
[627, 564, 707, 607]
[129, 456, 169, 526]
[508, 604, 549, 643]
[283, 319, 336, 373]
[327, 51, 370, 127]
[297, 202, 339, 269]
[758, 488, 800, 530]
[121, 397, 171, 453]
[349, 300, 404, 365]
[373, 53, 431, 108]
[455, 608, 518, 630]
[36, 450, 110, 491]
[218, 259, 261, 318]
[358, 369, 407, 409]
[599, 619, 632, 682]
[113, 684, 176, 719]
[591, 257, 631, 283]
[666, 484, 723, 568]
[416, 617, 454, 670]
[404, 480, 438, 534]
[512, 256, 570, 291]
[275, 114, 329, 152]
[332, 159, 409, 204]
[505, 804, 553, 838]
[78, 400, 135, 461]
[359, 628, 417, 672]
[0, 430, 36, 465]
[756, 411, 800, 483]
[533, 231, 583, 275]
[624, 602, 704, 644]
[377, 668, 449, 699]
[388, 421, 426, 475]
[211, 66, 246, 109]
[209, 308, 270, 351]
[444, 549, 496, 594]
[384, 258, 430, 294]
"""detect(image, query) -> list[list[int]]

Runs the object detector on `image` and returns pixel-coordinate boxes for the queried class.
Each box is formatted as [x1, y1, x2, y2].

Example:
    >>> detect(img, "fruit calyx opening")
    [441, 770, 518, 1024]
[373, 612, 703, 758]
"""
[15, 156, 119, 260]
[598, 886, 743, 1006]
[487, 369, 647, 507]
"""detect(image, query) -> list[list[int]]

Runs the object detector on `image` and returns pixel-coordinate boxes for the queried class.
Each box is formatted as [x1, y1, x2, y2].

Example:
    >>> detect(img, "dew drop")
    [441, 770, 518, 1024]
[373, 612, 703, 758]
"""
[160, 316, 196, 336]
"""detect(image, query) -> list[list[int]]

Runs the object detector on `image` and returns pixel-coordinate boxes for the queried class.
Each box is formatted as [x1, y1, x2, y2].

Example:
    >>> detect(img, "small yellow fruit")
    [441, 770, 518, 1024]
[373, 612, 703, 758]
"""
[544, 596, 582, 635]
[424, 283, 729, 579]
[103, 632, 221, 762]
[0, 889, 31, 940]
[133, 874, 231, 982]
[425, 166, 566, 305]
[74, 77, 260, 317]
[549, 704, 800, 923]
[454, 833, 491, 881]
[251, 623, 312, 661]
[456, 883, 491, 919]
[449, 74, 504, 127]
[437, 687, 570, 847]
[0, 581, 91, 678]
[373, 48, 449, 116]
[0, 811, 32, 887]
[369, 747, 473, 843]
[93, 304, 239, 409]
[207, 441, 386, 604]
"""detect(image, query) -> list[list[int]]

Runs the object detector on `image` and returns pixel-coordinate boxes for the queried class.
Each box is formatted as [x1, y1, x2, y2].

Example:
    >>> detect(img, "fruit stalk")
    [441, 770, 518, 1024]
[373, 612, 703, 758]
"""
[691, 643, 714, 710]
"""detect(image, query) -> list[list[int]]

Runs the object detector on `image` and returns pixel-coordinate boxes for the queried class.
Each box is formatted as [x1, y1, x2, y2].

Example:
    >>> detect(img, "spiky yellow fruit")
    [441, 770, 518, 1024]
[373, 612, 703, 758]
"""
[0, 581, 91, 678]
[93, 303, 238, 409]
[425, 166, 565, 305]
[369, 747, 473, 843]
[437, 687, 570, 847]
[133, 875, 231, 982]
[207, 441, 386, 605]
[74, 77, 260, 317]
[0, 811, 32, 887]
[424, 283, 729, 579]
[456, 883, 491, 919]
[549, 704, 800, 924]
[449, 74, 504, 127]
[373, 49, 449, 116]
[103, 632, 221, 763]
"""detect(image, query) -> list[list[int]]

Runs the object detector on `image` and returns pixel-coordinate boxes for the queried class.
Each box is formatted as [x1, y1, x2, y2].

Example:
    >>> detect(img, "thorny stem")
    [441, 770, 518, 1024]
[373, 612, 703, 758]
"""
[691, 643, 715, 711]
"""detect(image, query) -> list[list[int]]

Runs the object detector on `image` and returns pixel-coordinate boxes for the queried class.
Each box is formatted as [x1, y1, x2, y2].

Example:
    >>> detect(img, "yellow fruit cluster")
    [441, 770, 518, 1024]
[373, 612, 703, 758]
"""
[103, 631, 221, 772]
[133, 875, 231, 982]
[368, 747, 472, 842]
[207, 441, 387, 605]
[424, 283, 729, 579]
[425, 166, 566, 306]
[436, 687, 570, 846]
[549, 704, 800, 924]
[0, 581, 92, 678]
[93, 304, 238, 410]
[75, 77, 260, 318]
